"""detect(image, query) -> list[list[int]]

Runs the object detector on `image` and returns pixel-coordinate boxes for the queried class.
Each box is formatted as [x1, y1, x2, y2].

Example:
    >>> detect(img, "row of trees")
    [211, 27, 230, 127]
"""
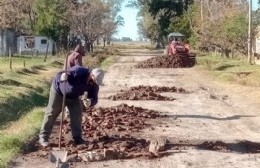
[0, 0, 125, 52]
[127, 0, 194, 47]
[186, 0, 249, 57]
[129, 0, 258, 57]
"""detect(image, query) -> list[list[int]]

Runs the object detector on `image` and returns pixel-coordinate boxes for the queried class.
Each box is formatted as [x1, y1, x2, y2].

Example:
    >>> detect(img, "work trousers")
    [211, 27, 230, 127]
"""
[39, 84, 82, 141]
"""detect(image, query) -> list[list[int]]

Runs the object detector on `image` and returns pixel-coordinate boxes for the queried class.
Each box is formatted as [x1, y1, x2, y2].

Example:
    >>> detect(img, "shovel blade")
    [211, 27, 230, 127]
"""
[50, 150, 68, 163]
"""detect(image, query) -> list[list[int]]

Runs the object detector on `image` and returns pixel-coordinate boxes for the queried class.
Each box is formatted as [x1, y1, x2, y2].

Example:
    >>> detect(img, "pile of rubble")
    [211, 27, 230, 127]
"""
[134, 55, 195, 69]
[35, 104, 166, 161]
[129, 85, 189, 94]
[66, 104, 161, 137]
[107, 85, 184, 101]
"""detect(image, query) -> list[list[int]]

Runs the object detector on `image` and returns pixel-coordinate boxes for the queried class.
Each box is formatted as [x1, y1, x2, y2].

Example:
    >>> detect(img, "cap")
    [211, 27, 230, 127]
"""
[91, 68, 104, 85]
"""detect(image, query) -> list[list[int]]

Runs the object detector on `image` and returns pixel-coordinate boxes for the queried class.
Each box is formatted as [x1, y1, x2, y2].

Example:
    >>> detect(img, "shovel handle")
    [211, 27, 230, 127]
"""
[56, 159, 60, 168]
[58, 51, 69, 149]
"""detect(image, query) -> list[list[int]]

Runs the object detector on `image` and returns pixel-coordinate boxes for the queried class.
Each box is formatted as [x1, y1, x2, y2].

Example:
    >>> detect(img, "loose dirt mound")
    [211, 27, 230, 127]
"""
[65, 104, 161, 137]
[27, 104, 164, 162]
[108, 85, 183, 101]
[129, 85, 189, 94]
[135, 55, 195, 68]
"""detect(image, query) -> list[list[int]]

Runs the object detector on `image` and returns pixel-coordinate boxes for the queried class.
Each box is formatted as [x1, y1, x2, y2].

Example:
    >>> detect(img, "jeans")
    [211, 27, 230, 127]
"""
[39, 83, 82, 141]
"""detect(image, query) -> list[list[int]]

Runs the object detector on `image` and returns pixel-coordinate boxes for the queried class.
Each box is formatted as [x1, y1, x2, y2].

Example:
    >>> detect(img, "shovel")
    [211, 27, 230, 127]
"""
[50, 150, 68, 168]
[50, 50, 69, 167]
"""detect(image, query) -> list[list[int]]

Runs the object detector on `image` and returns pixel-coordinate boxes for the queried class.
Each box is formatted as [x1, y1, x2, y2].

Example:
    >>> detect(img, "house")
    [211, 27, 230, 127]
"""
[0, 29, 55, 56]
[17, 36, 55, 55]
[0, 29, 16, 56]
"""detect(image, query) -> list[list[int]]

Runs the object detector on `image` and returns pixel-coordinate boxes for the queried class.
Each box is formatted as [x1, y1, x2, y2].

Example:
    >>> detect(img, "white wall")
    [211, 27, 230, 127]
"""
[255, 39, 260, 55]
[17, 36, 54, 55]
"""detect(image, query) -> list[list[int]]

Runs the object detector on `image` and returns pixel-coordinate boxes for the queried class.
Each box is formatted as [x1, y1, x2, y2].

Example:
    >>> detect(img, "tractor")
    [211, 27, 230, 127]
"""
[165, 32, 196, 67]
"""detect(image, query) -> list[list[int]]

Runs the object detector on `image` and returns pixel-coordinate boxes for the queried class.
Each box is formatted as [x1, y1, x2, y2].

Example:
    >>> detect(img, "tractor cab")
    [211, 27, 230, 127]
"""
[167, 32, 185, 44]
[167, 32, 190, 56]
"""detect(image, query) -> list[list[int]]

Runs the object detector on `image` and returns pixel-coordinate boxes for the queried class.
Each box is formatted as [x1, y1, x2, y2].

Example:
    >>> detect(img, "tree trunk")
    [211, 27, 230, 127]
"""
[231, 49, 234, 58]
[90, 42, 94, 53]
[103, 38, 106, 47]
[224, 49, 230, 58]
[83, 35, 91, 53]
[96, 38, 99, 46]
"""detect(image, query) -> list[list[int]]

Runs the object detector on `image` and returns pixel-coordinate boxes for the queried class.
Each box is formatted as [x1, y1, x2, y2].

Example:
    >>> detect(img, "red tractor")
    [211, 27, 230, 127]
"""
[166, 32, 196, 67]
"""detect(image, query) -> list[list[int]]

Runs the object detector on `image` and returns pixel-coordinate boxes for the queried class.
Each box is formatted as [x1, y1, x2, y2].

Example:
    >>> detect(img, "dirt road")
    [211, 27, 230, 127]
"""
[11, 49, 260, 168]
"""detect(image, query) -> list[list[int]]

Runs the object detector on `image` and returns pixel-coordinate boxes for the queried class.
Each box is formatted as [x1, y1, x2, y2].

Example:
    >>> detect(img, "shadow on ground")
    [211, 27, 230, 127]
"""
[167, 140, 260, 154]
[165, 114, 256, 121]
[0, 89, 49, 129]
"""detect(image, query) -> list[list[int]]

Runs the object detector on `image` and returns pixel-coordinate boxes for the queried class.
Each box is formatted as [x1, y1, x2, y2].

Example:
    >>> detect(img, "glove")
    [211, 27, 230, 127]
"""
[64, 106, 70, 118]
[82, 99, 91, 108]
[60, 72, 67, 82]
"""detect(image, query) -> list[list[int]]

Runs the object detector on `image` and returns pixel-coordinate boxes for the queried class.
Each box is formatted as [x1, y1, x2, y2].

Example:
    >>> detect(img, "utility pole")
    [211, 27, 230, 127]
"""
[248, 0, 253, 64]
[200, 0, 204, 23]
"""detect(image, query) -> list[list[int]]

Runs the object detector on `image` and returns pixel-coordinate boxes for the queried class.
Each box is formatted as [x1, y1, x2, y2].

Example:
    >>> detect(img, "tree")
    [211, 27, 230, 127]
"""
[127, 0, 194, 46]
[101, 0, 125, 46]
[168, 4, 198, 47]
[34, 0, 69, 49]
[186, 0, 248, 57]
[137, 8, 160, 42]
[69, 0, 109, 52]
[253, 9, 260, 26]
[0, 0, 36, 32]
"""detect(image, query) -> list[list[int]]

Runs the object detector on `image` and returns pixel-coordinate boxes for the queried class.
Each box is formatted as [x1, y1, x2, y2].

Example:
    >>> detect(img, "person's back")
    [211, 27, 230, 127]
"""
[64, 45, 85, 69]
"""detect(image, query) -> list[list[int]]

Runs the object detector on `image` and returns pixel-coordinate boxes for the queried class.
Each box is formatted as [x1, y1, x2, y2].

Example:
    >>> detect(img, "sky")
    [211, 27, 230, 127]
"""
[116, 3, 139, 40]
[253, 0, 259, 10]
[116, 1, 260, 41]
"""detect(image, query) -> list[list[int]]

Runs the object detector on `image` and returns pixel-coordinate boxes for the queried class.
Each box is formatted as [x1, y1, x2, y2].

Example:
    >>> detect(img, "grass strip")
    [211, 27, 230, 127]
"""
[196, 54, 260, 87]
[0, 108, 44, 168]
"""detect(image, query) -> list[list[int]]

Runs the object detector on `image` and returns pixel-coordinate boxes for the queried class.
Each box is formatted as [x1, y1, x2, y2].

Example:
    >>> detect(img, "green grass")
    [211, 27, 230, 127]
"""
[0, 55, 62, 74]
[0, 108, 44, 168]
[196, 54, 260, 86]
[0, 55, 63, 167]
[0, 63, 60, 129]
[83, 46, 118, 69]
[100, 56, 118, 71]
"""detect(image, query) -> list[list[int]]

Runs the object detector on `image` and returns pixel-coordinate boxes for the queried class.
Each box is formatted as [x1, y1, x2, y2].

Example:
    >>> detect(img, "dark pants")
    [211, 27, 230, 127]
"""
[39, 84, 82, 141]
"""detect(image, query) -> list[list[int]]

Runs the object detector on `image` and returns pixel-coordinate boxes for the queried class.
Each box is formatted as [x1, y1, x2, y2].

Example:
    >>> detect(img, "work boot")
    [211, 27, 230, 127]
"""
[39, 138, 49, 147]
[73, 137, 86, 145]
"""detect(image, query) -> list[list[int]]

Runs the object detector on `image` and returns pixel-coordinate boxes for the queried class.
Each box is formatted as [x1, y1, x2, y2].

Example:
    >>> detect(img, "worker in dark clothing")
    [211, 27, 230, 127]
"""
[39, 66, 104, 147]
